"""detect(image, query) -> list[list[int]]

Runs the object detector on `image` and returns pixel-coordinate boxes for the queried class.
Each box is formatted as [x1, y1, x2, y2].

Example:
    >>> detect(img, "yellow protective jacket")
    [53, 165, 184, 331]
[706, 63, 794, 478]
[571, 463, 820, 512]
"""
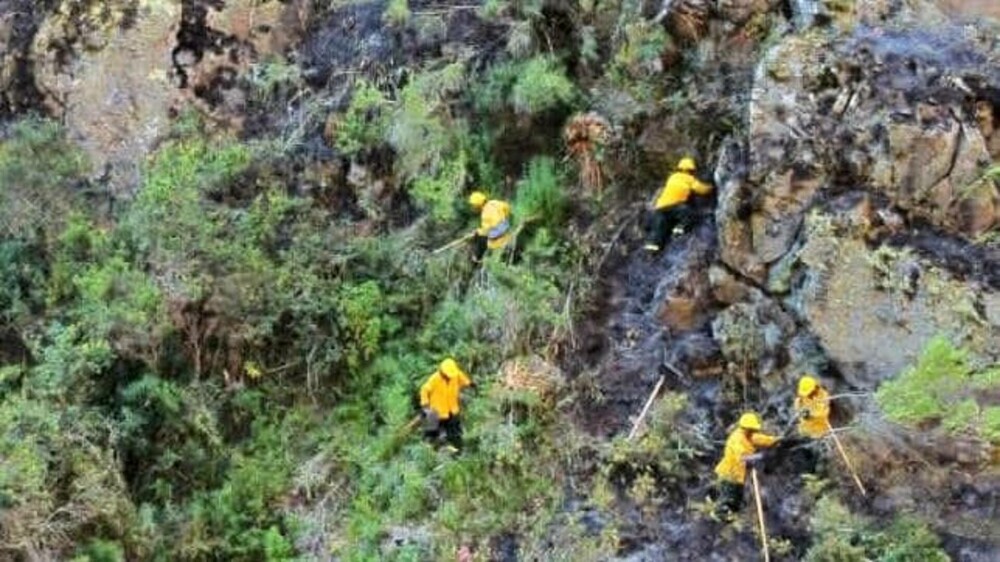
[654, 171, 712, 210]
[420, 368, 472, 419]
[714, 428, 778, 485]
[795, 387, 831, 439]
[477, 199, 512, 250]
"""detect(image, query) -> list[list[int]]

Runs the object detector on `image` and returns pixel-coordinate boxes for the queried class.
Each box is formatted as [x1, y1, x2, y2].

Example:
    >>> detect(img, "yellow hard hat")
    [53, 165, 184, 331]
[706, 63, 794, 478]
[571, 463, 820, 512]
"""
[677, 157, 696, 172]
[798, 376, 818, 397]
[738, 412, 762, 431]
[440, 358, 461, 378]
[468, 191, 487, 209]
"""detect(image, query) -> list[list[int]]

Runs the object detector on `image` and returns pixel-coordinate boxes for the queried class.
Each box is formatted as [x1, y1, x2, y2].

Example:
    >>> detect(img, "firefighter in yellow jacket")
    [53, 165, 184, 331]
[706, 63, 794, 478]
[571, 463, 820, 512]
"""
[420, 358, 473, 449]
[714, 412, 779, 515]
[644, 157, 713, 252]
[795, 376, 831, 439]
[468, 191, 512, 263]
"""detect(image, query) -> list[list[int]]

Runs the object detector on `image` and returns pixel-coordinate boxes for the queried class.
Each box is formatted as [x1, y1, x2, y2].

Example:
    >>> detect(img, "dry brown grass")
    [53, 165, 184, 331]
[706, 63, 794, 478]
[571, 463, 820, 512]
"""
[668, 0, 710, 44]
[502, 354, 566, 402]
[563, 112, 611, 194]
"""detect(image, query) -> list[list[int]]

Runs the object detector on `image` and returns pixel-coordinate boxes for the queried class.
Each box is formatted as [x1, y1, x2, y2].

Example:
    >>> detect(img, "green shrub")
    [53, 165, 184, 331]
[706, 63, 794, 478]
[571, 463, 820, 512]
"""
[510, 56, 577, 115]
[407, 150, 468, 222]
[804, 495, 949, 562]
[609, 21, 669, 95]
[335, 80, 389, 155]
[869, 517, 949, 562]
[472, 56, 577, 116]
[0, 238, 46, 322]
[513, 156, 568, 226]
[337, 280, 396, 370]
[383, 0, 410, 26]
[386, 62, 466, 182]
[876, 336, 1000, 441]
[127, 136, 253, 271]
[72, 539, 125, 562]
[248, 57, 304, 106]
[0, 117, 88, 239]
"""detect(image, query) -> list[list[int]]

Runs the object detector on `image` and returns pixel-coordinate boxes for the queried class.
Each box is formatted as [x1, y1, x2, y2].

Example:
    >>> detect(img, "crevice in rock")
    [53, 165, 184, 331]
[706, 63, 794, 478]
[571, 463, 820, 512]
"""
[0, 0, 60, 118]
[172, 0, 231, 90]
[941, 106, 966, 185]
[882, 221, 1000, 289]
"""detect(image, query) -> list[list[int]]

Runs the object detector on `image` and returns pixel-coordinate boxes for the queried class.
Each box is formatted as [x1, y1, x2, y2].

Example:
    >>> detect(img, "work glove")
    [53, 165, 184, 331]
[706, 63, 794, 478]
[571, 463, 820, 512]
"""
[671, 225, 685, 236]
[744, 453, 765, 468]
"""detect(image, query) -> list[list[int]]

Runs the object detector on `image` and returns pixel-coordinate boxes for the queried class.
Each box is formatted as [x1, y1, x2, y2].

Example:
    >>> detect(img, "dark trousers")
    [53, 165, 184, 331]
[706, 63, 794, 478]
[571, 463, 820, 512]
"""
[471, 234, 488, 264]
[471, 234, 518, 265]
[716, 480, 745, 516]
[644, 204, 690, 250]
[425, 415, 463, 448]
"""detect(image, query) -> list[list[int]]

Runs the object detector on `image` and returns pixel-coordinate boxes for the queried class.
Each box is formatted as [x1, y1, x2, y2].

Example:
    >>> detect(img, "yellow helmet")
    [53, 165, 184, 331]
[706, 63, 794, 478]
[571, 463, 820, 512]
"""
[738, 412, 762, 431]
[677, 157, 696, 172]
[798, 375, 819, 397]
[468, 191, 487, 210]
[439, 358, 462, 378]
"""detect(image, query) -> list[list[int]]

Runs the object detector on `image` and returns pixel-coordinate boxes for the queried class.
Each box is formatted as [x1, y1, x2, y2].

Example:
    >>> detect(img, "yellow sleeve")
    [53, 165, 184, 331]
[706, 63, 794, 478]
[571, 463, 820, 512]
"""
[691, 177, 713, 195]
[654, 178, 671, 204]
[476, 210, 488, 236]
[502, 201, 511, 217]
[419, 376, 436, 407]
[815, 390, 831, 418]
[752, 433, 779, 447]
[457, 369, 472, 388]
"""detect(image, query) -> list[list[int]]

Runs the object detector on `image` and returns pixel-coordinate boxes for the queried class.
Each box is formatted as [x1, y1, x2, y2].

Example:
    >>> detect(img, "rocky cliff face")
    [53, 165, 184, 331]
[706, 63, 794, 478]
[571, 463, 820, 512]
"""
[18, 0, 308, 193]
[713, 2, 1000, 390]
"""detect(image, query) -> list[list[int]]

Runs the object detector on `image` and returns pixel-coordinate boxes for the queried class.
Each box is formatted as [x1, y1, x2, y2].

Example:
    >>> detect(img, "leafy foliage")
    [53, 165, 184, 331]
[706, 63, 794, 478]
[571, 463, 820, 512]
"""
[513, 156, 568, 226]
[0, 118, 88, 238]
[876, 336, 1000, 441]
[383, 0, 410, 26]
[334, 80, 389, 156]
[804, 496, 949, 562]
[472, 55, 578, 116]
[510, 56, 578, 115]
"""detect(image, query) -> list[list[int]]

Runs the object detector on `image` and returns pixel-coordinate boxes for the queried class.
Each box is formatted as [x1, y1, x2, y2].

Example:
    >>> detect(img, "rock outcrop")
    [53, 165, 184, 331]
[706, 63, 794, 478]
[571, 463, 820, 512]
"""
[28, 0, 308, 193]
[722, 23, 1000, 281]
[32, 0, 181, 193]
[712, 4, 1000, 388]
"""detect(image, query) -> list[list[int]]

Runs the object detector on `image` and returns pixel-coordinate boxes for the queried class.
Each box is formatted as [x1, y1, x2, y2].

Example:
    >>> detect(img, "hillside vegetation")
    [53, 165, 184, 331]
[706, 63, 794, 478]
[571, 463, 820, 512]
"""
[1, 0, 999, 561]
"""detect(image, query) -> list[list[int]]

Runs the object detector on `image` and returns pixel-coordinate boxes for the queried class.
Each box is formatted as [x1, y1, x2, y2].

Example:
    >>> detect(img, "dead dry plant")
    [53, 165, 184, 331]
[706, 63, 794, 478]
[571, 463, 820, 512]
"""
[563, 112, 611, 194]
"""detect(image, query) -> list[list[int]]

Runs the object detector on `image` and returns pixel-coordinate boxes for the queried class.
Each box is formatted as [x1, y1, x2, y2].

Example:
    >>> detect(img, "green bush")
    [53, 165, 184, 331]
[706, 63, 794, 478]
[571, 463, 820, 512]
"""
[407, 150, 468, 222]
[72, 539, 125, 562]
[0, 238, 46, 323]
[335, 80, 389, 155]
[804, 495, 949, 562]
[510, 56, 577, 115]
[337, 280, 397, 370]
[513, 156, 568, 226]
[383, 0, 410, 26]
[609, 21, 669, 86]
[471, 56, 577, 116]
[0, 117, 88, 239]
[386, 63, 466, 181]
[876, 336, 1000, 441]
